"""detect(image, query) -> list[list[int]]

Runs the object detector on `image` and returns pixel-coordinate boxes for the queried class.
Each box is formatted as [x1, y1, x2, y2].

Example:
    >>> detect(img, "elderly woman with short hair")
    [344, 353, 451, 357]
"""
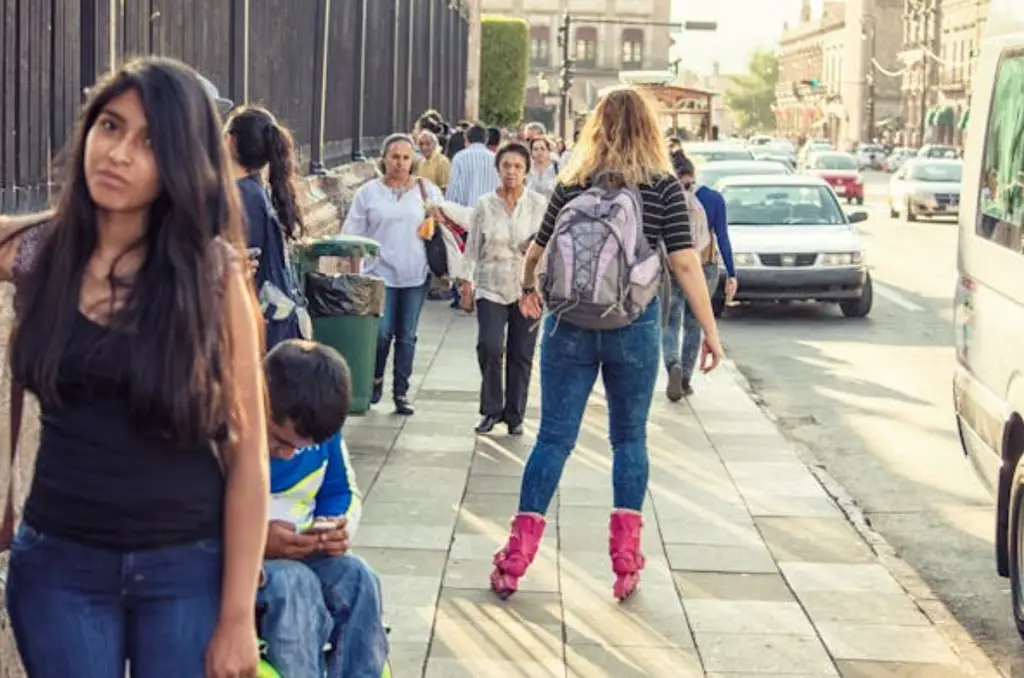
[342, 133, 443, 415]
[416, 130, 451, 191]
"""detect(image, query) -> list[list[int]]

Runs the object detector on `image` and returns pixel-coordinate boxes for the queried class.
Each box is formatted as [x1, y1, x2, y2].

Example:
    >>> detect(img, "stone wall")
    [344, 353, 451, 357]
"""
[0, 159, 377, 676]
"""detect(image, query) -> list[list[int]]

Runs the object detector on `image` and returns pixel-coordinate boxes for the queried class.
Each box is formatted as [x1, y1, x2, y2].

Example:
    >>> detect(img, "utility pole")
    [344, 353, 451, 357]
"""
[557, 13, 573, 139]
[862, 16, 876, 142]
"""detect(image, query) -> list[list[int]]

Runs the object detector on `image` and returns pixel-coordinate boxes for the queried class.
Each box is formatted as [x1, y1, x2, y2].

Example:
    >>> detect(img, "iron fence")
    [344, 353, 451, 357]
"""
[0, 0, 469, 213]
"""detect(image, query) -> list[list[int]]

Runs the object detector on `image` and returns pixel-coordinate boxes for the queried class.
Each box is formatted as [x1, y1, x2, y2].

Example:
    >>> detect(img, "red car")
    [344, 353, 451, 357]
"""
[804, 151, 864, 204]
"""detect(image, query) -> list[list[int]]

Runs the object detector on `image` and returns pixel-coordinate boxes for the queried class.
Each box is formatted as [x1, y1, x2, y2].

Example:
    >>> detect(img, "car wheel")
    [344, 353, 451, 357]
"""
[855, 196, 864, 205]
[889, 201, 899, 219]
[905, 201, 917, 222]
[839, 273, 873, 318]
[1008, 453, 1024, 639]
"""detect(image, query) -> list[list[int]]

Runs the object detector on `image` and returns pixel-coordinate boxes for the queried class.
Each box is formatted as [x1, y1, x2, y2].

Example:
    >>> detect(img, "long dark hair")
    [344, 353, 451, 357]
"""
[225, 106, 304, 240]
[6, 56, 248, 448]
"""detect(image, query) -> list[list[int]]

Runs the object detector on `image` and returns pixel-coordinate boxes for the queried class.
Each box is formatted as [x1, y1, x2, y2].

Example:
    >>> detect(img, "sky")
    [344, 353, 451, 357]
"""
[670, 0, 823, 75]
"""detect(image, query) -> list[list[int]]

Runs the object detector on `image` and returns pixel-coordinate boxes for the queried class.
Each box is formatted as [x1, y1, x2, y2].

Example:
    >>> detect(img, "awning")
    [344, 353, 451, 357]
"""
[935, 106, 956, 126]
[925, 107, 939, 126]
[958, 108, 970, 130]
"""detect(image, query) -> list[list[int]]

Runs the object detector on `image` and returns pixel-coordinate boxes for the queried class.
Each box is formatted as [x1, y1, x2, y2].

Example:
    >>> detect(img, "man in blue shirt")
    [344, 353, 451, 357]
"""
[257, 340, 388, 678]
[663, 153, 738, 399]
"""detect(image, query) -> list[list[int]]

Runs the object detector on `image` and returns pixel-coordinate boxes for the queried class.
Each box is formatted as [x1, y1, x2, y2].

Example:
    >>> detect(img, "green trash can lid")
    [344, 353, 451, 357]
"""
[298, 234, 380, 259]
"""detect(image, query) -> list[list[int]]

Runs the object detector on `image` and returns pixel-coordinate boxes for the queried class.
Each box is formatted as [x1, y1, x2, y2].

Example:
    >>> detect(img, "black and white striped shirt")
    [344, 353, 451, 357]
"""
[533, 174, 693, 253]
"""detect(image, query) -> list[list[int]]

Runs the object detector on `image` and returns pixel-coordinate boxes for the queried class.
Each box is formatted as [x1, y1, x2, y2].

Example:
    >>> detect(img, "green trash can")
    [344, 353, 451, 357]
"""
[296, 235, 384, 415]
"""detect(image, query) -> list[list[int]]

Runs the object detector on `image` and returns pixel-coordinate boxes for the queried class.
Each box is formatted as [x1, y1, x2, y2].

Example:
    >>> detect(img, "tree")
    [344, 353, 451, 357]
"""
[480, 16, 529, 126]
[725, 50, 779, 133]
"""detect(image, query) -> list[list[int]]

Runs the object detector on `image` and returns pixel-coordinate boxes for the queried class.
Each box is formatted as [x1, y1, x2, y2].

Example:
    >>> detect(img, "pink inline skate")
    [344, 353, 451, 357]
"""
[609, 509, 646, 601]
[490, 512, 546, 600]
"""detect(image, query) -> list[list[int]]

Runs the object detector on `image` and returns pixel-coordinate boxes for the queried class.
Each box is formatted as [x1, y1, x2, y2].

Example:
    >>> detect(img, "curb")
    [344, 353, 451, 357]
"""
[722, 358, 1004, 678]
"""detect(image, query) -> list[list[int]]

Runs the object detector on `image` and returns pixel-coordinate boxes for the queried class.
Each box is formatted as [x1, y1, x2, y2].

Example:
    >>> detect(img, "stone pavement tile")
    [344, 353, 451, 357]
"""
[700, 416, 782, 439]
[356, 524, 453, 551]
[755, 517, 875, 564]
[815, 623, 961, 665]
[436, 587, 563, 628]
[797, 592, 930, 626]
[652, 491, 754, 523]
[427, 617, 562, 662]
[444, 551, 560, 593]
[380, 573, 443, 609]
[713, 446, 806, 464]
[381, 604, 436, 646]
[673, 572, 796, 602]
[557, 506, 661, 553]
[387, 641, 429, 677]
[684, 599, 816, 635]
[367, 467, 467, 503]
[706, 674, 836, 678]
[469, 448, 529, 477]
[658, 516, 761, 547]
[464, 472, 522, 495]
[565, 644, 703, 677]
[695, 633, 839, 675]
[460, 491, 522, 521]
[561, 549, 677, 591]
[834, 660, 974, 678]
[561, 580, 695, 648]
[780, 563, 903, 595]
[727, 462, 831, 499]
[424, 658, 563, 678]
[558, 484, 613, 507]
[398, 408, 481, 428]
[666, 542, 778, 574]
[356, 547, 447, 578]
[351, 461, 384, 490]
[449, 532, 549, 561]
[744, 494, 845, 519]
[360, 499, 460, 528]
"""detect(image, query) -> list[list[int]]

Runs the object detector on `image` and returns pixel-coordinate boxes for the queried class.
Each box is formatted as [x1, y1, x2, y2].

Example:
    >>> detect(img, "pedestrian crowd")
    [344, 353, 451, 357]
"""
[0, 54, 735, 678]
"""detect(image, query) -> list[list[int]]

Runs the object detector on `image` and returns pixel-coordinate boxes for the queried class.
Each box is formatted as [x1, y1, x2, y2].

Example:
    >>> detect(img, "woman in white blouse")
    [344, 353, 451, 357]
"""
[526, 137, 560, 199]
[460, 142, 547, 435]
[343, 133, 443, 415]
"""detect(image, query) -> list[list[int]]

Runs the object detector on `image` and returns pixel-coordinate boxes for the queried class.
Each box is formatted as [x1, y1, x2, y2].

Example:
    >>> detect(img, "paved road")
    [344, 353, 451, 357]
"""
[716, 170, 1023, 675]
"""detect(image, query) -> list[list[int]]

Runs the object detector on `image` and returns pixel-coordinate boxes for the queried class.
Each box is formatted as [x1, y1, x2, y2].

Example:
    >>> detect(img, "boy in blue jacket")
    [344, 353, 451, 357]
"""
[258, 340, 387, 678]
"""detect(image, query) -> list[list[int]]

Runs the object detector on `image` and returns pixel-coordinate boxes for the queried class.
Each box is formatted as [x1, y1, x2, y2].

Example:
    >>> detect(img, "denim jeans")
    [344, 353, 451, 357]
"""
[517, 299, 661, 514]
[376, 281, 429, 399]
[5, 523, 221, 678]
[661, 262, 720, 380]
[257, 553, 388, 678]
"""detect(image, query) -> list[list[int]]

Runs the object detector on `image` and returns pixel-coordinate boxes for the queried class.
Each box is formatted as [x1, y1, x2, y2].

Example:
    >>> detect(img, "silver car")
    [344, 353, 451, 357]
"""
[888, 158, 963, 221]
[715, 175, 872, 318]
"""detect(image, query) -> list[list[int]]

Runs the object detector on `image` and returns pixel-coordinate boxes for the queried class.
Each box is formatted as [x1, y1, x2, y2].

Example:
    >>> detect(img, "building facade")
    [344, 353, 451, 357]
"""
[481, 0, 672, 136]
[934, 0, 988, 144]
[844, 0, 904, 146]
[899, 0, 943, 146]
[775, 0, 846, 143]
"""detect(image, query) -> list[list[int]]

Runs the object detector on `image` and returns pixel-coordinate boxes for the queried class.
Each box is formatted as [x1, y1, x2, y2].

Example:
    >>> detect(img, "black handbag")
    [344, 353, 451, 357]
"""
[417, 179, 448, 277]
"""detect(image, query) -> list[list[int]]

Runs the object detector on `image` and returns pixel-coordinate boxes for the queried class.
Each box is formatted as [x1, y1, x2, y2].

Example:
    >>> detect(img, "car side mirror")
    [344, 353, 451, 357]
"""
[847, 210, 869, 224]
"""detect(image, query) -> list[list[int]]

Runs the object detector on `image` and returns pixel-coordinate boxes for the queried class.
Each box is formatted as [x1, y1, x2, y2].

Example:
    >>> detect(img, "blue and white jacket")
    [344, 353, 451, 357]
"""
[268, 431, 362, 537]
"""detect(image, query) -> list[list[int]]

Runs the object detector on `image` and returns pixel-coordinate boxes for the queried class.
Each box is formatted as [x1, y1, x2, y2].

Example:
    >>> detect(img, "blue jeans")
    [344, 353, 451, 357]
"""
[5, 523, 221, 678]
[517, 299, 661, 514]
[257, 554, 388, 678]
[376, 281, 429, 399]
[661, 262, 720, 380]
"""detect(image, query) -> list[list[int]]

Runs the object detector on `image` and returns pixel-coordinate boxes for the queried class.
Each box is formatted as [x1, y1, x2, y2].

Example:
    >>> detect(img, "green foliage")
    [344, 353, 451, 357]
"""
[725, 50, 779, 134]
[480, 16, 529, 127]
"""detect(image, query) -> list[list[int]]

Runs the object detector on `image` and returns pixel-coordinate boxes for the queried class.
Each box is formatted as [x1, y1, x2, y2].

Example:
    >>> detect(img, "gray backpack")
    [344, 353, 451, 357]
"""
[540, 172, 663, 330]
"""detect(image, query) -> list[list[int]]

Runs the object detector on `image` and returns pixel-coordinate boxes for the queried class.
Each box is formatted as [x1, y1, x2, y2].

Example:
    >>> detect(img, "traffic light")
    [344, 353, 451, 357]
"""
[801, 79, 821, 88]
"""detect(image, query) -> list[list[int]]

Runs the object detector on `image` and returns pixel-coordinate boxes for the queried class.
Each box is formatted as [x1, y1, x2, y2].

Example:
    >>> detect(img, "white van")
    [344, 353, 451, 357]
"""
[953, 0, 1024, 640]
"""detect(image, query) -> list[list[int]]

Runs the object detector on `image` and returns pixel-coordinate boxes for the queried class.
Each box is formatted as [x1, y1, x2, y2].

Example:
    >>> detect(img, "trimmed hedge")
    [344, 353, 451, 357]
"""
[480, 16, 529, 127]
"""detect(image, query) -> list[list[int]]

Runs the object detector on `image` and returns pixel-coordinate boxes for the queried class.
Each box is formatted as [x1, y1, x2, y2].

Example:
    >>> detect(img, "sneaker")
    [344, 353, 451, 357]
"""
[666, 363, 684, 402]
[681, 379, 694, 398]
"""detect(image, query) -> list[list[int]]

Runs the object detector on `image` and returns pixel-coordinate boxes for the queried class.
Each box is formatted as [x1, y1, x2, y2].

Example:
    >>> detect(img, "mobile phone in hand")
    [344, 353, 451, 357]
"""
[305, 518, 337, 533]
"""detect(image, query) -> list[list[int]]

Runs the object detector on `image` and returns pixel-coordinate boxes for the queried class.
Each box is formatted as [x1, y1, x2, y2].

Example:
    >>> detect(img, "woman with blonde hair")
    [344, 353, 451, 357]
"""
[490, 86, 724, 602]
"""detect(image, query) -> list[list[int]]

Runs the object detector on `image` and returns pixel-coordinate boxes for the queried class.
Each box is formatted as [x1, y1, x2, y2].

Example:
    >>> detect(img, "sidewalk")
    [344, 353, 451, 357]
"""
[345, 303, 987, 678]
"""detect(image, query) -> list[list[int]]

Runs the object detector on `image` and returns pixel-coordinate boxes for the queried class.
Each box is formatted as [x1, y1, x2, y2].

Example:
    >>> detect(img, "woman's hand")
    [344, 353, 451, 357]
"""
[699, 331, 725, 374]
[519, 290, 543, 320]
[205, 616, 260, 678]
[0, 501, 14, 552]
[459, 281, 474, 312]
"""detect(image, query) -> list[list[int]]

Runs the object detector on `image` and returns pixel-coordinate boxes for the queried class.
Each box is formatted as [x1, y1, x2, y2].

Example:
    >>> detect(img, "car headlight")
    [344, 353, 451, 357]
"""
[820, 252, 863, 266]
[734, 253, 758, 267]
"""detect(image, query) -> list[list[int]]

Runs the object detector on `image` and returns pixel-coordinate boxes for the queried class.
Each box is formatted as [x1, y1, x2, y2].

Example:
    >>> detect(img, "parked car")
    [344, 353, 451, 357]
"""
[803, 151, 865, 204]
[856, 143, 886, 170]
[751, 149, 797, 170]
[682, 141, 755, 164]
[953, 1, 1024, 639]
[887, 158, 962, 220]
[798, 139, 834, 166]
[918, 144, 959, 159]
[712, 175, 872, 318]
[884, 147, 917, 172]
[696, 159, 793, 189]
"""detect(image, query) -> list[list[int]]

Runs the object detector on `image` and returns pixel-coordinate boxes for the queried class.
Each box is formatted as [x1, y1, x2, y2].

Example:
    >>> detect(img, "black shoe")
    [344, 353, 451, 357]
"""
[371, 379, 384, 405]
[394, 397, 415, 416]
[681, 379, 694, 398]
[666, 363, 684, 402]
[507, 422, 524, 436]
[475, 415, 503, 434]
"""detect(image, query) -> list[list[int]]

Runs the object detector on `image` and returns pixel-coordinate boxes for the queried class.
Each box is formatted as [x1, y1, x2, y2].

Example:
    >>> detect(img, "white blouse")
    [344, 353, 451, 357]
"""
[463, 190, 548, 305]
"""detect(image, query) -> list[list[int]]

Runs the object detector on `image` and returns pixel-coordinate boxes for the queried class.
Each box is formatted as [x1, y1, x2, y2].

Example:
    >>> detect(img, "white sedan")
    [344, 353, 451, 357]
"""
[888, 158, 963, 221]
[715, 175, 872, 318]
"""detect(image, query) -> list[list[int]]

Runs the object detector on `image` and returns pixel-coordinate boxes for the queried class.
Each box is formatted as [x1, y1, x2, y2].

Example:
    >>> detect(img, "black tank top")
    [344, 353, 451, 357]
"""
[23, 312, 225, 551]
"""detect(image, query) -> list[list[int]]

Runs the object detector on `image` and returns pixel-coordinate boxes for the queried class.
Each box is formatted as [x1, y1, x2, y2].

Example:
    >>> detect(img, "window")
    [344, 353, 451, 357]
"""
[976, 51, 1024, 250]
[530, 26, 550, 68]
[621, 29, 643, 68]
[574, 27, 597, 68]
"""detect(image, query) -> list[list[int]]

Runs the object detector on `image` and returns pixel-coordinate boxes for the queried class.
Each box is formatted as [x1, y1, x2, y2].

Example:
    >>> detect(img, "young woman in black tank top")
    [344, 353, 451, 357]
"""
[0, 58, 269, 678]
